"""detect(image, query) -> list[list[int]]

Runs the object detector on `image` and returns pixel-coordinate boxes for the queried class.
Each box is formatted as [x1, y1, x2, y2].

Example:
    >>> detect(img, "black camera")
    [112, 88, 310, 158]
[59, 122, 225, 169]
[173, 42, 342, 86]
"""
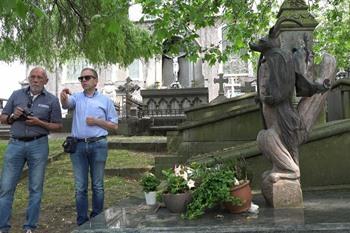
[62, 136, 78, 153]
[18, 109, 33, 121]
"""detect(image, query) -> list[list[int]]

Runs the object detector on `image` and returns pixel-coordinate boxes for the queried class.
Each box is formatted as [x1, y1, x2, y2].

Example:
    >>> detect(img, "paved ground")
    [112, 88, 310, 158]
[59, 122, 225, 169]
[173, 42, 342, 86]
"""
[73, 186, 350, 232]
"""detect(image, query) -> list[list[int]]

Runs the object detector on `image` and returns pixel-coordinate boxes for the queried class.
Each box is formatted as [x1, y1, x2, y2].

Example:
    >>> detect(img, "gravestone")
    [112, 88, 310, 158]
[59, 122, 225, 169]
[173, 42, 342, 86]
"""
[327, 75, 350, 121]
[118, 77, 142, 118]
[102, 80, 118, 106]
[141, 87, 208, 135]
[162, 37, 189, 88]
[241, 82, 256, 93]
[211, 73, 228, 103]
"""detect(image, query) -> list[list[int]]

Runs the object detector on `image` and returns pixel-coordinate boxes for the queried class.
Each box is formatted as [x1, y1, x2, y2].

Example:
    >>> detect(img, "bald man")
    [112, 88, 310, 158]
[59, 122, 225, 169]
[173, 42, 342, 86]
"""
[0, 67, 62, 233]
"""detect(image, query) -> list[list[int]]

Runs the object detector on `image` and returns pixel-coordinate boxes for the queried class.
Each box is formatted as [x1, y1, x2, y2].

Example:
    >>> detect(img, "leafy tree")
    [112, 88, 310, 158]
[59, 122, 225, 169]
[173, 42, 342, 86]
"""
[0, 0, 349, 69]
[312, 0, 350, 68]
[0, 0, 155, 68]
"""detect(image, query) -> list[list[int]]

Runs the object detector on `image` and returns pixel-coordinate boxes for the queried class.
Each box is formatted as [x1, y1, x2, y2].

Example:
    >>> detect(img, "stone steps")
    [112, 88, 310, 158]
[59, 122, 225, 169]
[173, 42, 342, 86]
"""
[108, 141, 167, 152]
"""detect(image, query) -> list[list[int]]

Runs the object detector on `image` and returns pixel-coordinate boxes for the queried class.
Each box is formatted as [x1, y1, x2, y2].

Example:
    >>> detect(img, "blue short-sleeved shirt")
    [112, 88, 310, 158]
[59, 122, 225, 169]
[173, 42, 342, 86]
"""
[2, 87, 62, 138]
[65, 90, 118, 138]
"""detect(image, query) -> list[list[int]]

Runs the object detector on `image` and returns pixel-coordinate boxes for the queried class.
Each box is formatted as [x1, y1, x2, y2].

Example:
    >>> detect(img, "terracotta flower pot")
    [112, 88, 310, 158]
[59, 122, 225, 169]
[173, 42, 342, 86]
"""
[224, 181, 252, 214]
[163, 192, 192, 213]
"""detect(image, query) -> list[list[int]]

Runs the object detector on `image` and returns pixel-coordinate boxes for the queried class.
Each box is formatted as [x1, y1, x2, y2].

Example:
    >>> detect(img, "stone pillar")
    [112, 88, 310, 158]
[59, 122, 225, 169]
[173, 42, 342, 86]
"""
[275, 0, 321, 122]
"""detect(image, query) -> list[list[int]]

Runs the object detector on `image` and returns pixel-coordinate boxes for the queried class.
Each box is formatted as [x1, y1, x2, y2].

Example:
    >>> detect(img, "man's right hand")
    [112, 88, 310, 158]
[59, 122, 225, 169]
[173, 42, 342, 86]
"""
[60, 88, 71, 102]
[13, 106, 24, 120]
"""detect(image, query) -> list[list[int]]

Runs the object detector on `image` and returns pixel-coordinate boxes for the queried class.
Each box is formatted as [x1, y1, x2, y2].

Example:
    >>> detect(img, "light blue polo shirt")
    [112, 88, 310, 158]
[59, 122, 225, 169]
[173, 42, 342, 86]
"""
[65, 90, 118, 138]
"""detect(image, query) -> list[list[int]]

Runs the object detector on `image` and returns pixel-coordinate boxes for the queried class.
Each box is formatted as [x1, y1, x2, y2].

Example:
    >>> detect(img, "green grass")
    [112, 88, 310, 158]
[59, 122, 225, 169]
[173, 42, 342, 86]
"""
[0, 139, 153, 232]
[0, 140, 7, 168]
[48, 138, 65, 154]
[106, 149, 154, 168]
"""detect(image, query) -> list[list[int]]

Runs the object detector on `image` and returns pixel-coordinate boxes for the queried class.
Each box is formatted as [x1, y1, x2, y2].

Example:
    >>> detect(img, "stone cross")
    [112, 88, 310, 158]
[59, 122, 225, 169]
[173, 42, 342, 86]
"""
[214, 73, 228, 96]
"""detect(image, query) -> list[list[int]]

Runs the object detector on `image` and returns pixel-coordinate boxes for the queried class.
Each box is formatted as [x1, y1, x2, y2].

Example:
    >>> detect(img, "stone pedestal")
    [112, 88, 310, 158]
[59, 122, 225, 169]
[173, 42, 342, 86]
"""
[262, 178, 303, 208]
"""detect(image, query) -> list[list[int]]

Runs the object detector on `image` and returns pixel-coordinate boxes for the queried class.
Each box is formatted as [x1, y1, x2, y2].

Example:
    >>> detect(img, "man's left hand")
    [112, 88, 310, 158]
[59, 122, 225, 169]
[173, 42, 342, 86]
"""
[25, 116, 41, 125]
[86, 116, 96, 126]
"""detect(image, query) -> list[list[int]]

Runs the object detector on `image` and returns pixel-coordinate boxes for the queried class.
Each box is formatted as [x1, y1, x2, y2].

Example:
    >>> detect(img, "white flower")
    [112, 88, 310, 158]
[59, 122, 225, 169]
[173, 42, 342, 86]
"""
[174, 165, 182, 176]
[179, 171, 188, 181]
[174, 165, 191, 181]
[233, 177, 240, 186]
[186, 167, 194, 176]
[187, 179, 195, 189]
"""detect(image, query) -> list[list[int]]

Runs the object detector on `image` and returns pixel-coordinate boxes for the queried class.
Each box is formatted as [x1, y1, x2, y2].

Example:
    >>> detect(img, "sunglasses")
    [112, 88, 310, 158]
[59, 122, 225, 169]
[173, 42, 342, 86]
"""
[78, 75, 96, 82]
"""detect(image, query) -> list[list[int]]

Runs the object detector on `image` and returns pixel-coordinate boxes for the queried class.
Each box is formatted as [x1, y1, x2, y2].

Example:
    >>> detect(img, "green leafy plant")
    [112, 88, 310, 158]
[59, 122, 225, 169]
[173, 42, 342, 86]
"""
[183, 159, 250, 220]
[140, 173, 160, 193]
[162, 165, 195, 194]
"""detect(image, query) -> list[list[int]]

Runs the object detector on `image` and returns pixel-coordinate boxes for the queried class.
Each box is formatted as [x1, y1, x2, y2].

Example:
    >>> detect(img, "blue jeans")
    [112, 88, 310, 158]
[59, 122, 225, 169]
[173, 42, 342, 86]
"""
[70, 138, 108, 225]
[0, 136, 48, 232]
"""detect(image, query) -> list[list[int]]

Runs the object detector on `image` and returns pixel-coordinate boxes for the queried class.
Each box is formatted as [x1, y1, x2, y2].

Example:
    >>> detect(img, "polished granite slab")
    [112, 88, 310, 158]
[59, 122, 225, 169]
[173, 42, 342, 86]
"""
[72, 188, 350, 232]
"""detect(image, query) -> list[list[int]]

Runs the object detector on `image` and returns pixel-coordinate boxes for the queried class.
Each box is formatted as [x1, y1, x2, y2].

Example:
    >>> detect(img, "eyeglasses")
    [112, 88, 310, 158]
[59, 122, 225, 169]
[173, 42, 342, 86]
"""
[29, 75, 45, 80]
[78, 75, 96, 82]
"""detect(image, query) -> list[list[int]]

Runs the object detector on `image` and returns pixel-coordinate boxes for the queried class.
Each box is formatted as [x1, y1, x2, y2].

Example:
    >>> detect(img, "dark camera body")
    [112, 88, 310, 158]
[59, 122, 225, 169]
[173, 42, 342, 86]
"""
[18, 109, 33, 121]
[62, 136, 77, 153]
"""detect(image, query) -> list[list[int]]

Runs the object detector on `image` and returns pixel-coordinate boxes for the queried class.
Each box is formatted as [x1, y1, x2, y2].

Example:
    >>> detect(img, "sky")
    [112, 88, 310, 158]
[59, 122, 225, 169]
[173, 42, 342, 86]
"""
[0, 61, 26, 99]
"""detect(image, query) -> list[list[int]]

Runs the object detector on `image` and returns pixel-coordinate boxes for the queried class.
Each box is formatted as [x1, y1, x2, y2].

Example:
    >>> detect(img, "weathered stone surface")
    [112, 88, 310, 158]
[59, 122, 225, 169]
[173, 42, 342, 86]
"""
[73, 189, 350, 232]
[262, 178, 303, 208]
[177, 93, 262, 156]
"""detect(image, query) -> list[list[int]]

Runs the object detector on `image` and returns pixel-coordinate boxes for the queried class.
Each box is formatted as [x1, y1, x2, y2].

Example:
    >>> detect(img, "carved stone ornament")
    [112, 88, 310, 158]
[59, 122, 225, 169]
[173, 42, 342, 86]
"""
[276, 0, 318, 30]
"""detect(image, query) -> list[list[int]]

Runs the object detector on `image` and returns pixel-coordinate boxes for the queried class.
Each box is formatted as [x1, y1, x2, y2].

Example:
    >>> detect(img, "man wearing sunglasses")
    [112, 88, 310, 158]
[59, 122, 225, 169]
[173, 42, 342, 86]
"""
[0, 67, 63, 233]
[60, 67, 118, 226]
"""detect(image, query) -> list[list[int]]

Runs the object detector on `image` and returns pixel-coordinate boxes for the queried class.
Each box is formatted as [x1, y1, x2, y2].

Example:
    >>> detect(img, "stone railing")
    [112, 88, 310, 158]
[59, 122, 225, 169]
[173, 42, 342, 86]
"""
[141, 87, 208, 118]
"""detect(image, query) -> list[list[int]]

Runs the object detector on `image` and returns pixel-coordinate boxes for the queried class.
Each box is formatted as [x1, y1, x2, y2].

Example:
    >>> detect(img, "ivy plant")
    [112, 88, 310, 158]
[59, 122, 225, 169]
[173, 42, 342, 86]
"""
[140, 173, 160, 193]
[183, 163, 243, 220]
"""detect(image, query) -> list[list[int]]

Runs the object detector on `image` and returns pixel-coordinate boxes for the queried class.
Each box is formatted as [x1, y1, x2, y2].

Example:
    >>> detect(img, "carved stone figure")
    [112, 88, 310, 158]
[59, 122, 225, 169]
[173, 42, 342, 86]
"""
[249, 26, 336, 207]
[250, 27, 305, 183]
[102, 80, 117, 104]
[164, 53, 186, 88]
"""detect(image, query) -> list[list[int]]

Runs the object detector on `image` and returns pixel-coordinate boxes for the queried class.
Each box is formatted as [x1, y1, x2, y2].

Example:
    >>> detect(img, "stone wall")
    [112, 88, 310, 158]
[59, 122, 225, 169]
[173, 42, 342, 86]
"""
[189, 119, 350, 190]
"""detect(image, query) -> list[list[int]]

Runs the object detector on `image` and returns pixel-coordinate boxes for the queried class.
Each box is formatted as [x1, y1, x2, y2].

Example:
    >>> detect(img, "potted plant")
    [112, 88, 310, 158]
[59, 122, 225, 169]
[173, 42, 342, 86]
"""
[140, 172, 160, 205]
[183, 158, 252, 219]
[224, 158, 252, 214]
[161, 164, 195, 213]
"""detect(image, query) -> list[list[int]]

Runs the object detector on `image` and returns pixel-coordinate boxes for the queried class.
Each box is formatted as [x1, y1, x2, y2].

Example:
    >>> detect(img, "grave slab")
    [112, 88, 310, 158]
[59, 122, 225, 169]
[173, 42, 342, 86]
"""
[72, 188, 350, 233]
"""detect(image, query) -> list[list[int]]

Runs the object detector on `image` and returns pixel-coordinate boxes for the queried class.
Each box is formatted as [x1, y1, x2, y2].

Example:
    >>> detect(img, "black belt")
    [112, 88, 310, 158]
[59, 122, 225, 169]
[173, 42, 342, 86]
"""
[12, 134, 47, 142]
[77, 136, 106, 143]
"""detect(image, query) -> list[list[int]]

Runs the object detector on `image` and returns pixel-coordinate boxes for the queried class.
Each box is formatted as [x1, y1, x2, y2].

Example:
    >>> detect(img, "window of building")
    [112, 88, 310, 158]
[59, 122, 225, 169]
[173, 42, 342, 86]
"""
[62, 59, 92, 83]
[128, 59, 142, 81]
[220, 25, 250, 97]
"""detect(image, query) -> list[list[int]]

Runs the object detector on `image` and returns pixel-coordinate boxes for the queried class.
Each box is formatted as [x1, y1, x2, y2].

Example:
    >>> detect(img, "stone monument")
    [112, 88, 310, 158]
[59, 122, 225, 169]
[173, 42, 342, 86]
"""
[118, 77, 142, 118]
[102, 80, 118, 105]
[211, 73, 228, 104]
[250, 0, 336, 208]
[164, 53, 187, 89]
